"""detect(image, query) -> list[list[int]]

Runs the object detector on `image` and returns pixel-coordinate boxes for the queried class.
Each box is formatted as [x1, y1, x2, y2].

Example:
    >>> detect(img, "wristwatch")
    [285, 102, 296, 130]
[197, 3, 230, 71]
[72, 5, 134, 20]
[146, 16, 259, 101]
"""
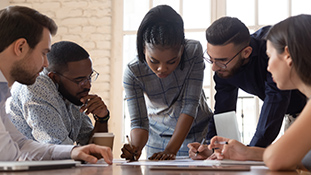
[93, 110, 110, 123]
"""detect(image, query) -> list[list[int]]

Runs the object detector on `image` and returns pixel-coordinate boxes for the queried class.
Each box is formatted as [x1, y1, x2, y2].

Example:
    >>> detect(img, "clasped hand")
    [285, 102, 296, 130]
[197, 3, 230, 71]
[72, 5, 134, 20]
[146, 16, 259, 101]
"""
[80, 94, 108, 117]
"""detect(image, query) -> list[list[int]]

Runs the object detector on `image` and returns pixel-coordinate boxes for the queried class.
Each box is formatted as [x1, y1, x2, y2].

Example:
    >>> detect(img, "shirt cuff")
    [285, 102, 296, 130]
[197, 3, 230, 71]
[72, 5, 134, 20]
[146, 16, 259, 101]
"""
[181, 104, 198, 118]
[51, 145, 74, 160]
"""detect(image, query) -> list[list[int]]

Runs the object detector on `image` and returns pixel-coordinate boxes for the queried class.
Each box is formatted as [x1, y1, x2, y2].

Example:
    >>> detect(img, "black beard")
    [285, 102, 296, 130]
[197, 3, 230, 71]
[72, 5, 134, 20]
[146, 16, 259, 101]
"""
[216, 56, 245, 79]
[57, 82, 89, 106]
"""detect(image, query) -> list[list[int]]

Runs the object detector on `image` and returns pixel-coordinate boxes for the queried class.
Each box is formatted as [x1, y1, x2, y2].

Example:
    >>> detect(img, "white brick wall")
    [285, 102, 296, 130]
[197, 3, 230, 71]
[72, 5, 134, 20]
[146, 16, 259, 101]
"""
[9, 0, 112, 106]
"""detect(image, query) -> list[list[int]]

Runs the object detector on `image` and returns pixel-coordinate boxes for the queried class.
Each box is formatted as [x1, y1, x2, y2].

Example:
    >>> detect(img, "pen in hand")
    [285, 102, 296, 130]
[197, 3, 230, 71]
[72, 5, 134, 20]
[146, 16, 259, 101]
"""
[126, 135, 137, 161]
[194, 139, 228, 156]
[215, 141, 228, 145]
[195, 138, 206, 157]
[212, 140, 229, 151]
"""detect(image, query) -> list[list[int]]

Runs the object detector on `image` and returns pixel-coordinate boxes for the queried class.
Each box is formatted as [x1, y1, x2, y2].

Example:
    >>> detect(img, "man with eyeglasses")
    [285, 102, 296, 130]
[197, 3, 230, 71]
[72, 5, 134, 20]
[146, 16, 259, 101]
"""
[188, 17, 306, 159]
[6, 41, 110, 146]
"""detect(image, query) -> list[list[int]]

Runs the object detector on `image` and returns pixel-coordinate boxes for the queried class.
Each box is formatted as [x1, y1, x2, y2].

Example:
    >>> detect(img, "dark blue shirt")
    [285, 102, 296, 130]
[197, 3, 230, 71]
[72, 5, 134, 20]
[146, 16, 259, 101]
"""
[207, 26, 306, 147]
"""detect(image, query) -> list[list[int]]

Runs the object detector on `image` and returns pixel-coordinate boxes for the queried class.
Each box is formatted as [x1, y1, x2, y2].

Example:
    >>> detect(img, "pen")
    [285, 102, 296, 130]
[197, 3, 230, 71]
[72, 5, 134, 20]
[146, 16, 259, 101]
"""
[195, 138, 206, 157]
[126, 135, 137, 161]
[215, 141, 228, 145]
[213, 141, 229, 151]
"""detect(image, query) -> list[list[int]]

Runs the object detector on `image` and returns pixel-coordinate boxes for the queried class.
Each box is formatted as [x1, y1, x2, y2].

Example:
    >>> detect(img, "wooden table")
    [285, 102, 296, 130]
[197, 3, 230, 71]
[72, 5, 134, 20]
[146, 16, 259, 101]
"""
[0, 164, 304, 175]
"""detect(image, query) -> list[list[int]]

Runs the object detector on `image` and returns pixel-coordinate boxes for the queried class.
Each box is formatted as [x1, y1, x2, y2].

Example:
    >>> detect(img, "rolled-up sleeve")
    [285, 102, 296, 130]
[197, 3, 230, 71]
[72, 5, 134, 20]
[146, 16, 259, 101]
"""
[181, 43, 204, 118]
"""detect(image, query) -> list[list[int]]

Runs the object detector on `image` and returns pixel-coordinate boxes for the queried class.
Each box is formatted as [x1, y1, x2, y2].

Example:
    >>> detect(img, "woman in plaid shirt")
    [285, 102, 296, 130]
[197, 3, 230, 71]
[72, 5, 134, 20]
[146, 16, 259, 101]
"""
[121, 5, 213, 160]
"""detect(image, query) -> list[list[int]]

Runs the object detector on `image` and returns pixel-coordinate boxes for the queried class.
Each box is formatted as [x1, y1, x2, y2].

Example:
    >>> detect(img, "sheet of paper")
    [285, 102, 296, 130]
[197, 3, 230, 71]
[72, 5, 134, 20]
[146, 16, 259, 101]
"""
[251, 166, 269, 170]
[204, 159, 265, 166]
[122, 158, 219, 166]
[78, 159, 127, 167]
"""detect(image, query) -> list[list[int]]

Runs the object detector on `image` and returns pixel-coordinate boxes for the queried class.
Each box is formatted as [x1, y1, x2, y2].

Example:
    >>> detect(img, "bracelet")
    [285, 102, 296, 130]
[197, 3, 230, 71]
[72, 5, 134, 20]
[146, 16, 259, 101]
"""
[93, 110, 110, 123]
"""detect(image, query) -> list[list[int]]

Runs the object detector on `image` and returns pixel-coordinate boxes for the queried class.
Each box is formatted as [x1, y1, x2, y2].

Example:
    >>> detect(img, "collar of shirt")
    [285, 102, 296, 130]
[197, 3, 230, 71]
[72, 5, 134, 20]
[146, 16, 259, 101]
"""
[0, 70, 10, 106]
[0, 70, 7, 83]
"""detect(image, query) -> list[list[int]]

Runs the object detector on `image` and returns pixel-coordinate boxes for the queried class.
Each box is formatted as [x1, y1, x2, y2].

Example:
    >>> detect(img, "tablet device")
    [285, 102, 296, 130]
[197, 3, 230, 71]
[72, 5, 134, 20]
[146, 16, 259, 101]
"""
[149, 165, 250, 171]
[214, 111, 241, 142]
[0, 160, 80, 172]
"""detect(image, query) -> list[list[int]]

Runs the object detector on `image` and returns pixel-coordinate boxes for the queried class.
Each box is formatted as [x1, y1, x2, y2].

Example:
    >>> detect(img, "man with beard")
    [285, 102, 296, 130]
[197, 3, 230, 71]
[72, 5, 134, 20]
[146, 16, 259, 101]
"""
[7, 41, 109, 145]
[201, 17, 306, 149]
[0, 5, 112, 163]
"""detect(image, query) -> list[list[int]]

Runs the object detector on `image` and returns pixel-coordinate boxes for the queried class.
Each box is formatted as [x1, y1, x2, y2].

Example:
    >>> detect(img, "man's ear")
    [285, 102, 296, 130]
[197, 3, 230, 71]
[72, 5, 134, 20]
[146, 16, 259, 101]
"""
[13, 38, 28, 56]
[48, 72, 59, 84]
[242, 46, 253, 59]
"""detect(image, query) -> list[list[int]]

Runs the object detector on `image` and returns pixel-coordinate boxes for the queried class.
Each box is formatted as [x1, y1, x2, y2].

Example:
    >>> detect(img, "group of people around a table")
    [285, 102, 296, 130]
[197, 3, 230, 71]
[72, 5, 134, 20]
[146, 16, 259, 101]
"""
[0, 4, 310, 172]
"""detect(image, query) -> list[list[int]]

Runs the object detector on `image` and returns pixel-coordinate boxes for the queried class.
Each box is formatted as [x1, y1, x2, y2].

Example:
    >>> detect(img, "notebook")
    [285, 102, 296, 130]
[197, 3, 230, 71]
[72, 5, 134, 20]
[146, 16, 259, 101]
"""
[0, 160, 80, 172]
[214, 111, 241, 142]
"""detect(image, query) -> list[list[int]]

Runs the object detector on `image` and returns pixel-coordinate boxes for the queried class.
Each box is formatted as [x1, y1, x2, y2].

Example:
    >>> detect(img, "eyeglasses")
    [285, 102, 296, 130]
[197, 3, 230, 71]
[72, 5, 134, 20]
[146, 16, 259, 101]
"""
[203, 46, 247, 69]
[56, 70, 99, 87]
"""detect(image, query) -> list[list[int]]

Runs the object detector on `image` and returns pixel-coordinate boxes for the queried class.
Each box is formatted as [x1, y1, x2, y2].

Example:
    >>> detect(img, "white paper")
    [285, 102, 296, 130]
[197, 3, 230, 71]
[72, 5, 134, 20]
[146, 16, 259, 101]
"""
[204, 159, 265, 166]
[122, 159, 219, 166]
[78, 158, 127, 167]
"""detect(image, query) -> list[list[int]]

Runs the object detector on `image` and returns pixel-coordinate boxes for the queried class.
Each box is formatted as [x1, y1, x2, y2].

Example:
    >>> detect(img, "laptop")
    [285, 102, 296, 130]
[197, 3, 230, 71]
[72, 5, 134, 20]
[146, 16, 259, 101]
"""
[214, 111, 241, 142]
[0, 160, 80, 172]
